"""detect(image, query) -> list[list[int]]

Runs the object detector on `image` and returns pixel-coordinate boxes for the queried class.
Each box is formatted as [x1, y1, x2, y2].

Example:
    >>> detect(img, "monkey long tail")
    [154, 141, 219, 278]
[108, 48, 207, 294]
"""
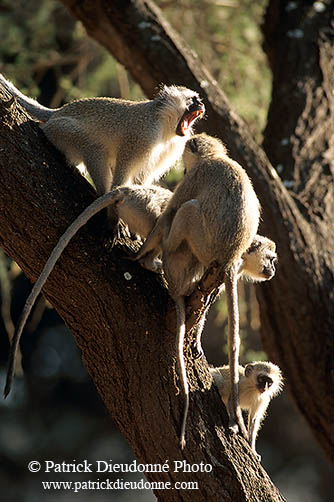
[175, 296, 189, 450]
[225, 266, 248, 439]
[4, 190, 124, 398]
[0, 73, 54, 122]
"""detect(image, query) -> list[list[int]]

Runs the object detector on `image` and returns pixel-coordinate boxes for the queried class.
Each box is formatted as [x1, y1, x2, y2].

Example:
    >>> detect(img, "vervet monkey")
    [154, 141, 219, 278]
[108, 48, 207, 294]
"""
[0, 74, 204, 228]
[192, 235, 278, 358]
[135, 133, 260, 448]
[210, 362, 283, 458]
[3, 185, 172, 398]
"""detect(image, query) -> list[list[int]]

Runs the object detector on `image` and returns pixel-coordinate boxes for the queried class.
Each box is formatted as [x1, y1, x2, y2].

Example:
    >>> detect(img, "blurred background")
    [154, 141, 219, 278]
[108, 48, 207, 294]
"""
[0, 0, 332, 500]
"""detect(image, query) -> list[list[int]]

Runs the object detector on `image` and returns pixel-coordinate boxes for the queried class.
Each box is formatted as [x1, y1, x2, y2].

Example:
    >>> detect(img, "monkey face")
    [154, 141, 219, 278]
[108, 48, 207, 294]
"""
[245, 362, 283, 397]
[256, 374, 273, 393]
[261, 253, 278, 280]
[156, 85, 204, 138]
[183, 133, 227, 171]
[176, 96, 205, 136]
[241, 236, 278, 282]
[245, 363, 273, 393]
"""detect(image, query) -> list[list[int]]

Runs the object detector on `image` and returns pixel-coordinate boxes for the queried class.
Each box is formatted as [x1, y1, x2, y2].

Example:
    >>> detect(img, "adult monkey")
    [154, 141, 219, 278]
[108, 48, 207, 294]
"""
[135, 133, 261, 448]
[0, 74, 204, 231]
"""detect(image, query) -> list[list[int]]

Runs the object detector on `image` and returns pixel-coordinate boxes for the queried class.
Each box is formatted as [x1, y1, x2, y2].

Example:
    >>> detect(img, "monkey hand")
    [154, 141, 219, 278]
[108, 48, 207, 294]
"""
[236, 412, 248, 440]
[128, 251, 163, 273]
[125, 251, 163, 273]
[228, 421, 239, 435]
[228, 403, 248, 439]
[190, 338, 204, 359]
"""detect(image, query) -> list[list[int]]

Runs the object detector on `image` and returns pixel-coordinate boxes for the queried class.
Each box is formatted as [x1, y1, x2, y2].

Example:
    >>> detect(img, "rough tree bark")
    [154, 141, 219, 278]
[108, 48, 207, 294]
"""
[57, 0, 334, 461]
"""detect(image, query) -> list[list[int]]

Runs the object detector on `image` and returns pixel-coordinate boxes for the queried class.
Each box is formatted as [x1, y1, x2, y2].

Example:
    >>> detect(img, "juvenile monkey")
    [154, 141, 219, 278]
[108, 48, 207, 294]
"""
[3, 185, 172, 398]
[192, 235, 278, 358]
[210, 362, 283, 458]
[0, 74, 204, 228]
[241, 235, 277, 282]
[135, 133, 260, 447]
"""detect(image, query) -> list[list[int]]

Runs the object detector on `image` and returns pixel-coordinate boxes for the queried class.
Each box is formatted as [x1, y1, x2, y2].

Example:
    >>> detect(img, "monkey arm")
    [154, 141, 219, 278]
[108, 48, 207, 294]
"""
[248, 401, 270, 458]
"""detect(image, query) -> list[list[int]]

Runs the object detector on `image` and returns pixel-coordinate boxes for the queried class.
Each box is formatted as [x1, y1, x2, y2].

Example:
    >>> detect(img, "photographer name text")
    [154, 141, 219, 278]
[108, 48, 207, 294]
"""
[37, 460, 212, 474]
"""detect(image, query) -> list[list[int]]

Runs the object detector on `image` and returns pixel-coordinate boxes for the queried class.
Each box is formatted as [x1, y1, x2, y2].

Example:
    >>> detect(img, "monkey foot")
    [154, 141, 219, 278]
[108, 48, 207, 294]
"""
[190, 342, 204, 359]
[228, 423, 239, 435]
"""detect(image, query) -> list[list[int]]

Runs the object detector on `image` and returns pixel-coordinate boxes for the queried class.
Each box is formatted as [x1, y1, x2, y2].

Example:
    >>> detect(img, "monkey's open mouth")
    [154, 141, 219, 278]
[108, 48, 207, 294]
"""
[176, 104, 205, 136]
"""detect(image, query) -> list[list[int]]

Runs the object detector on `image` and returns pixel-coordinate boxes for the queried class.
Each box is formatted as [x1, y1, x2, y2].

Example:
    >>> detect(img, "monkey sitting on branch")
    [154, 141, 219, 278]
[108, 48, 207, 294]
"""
[0, 74, 204, 233]
[134, 133, 261, 448]
[210, 362, 283, 460]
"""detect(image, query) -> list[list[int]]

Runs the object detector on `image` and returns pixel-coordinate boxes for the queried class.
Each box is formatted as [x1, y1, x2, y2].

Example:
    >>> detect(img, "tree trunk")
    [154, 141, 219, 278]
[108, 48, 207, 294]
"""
[57, 0, 334, 461]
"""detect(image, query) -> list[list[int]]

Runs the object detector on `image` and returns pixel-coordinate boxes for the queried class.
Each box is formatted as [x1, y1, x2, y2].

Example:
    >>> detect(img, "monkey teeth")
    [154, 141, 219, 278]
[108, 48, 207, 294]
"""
[181, 120, 189, 135]
[180, 110, 203, 135]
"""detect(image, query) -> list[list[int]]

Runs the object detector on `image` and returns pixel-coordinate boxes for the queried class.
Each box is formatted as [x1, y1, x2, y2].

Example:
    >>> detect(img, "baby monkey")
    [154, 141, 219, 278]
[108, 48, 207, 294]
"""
[134, 133, 261, 448]
[3, 185, 172, 398]
[210, 362, 283, 459]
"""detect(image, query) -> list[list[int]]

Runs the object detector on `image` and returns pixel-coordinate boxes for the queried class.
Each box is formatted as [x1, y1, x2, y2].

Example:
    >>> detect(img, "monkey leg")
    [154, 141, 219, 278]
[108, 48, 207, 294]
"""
[175, 296, 189, 450]
[135, 236, 162, 272]
[43, 118, 113, 195]
[225, 266, 248, 439]
[43, 118, 114, 235]
[134, 210, 175, 269]
[80, 148, 119, 239]
[81, 153, 117, 240]
[164, 200, 212, 266]
[248, 410, 265, 460]
[190, 283, 225, 358]
[191, 313, 206, 359]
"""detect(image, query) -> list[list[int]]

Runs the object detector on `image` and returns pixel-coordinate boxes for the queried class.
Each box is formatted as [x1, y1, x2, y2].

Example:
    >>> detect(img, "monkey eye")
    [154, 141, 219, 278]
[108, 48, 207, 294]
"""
[189, 96, 202, 107]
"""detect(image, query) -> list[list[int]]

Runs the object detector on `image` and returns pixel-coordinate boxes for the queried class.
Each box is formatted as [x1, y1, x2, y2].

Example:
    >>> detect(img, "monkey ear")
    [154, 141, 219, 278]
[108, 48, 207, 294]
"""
[245, 364, 254, 377]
